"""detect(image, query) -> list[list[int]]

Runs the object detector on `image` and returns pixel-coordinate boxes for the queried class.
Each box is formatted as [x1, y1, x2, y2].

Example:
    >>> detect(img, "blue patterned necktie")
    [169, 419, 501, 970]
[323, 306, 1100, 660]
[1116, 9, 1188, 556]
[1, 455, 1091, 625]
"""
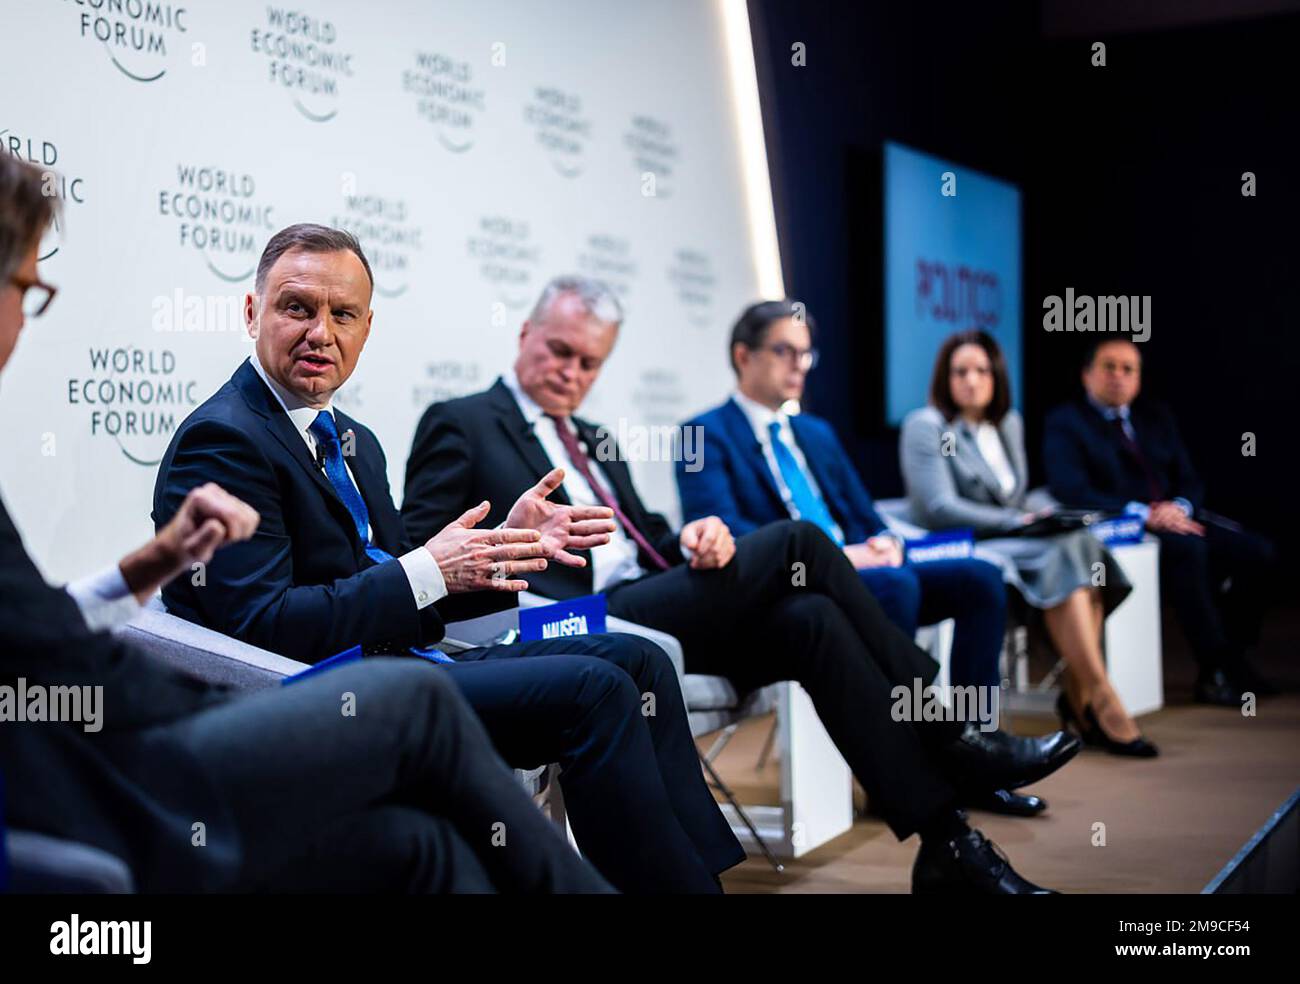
[767, 421, 843, 546]
[308, 410, 390, 565]
[307, 410, 452, 663]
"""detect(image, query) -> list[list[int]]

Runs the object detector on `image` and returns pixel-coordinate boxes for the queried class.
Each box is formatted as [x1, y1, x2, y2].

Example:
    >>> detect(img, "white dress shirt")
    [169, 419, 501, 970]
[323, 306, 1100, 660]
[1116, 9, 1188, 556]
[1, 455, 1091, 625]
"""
[972, 421, 1018, 497]
[730, 391, 846, 544]
[66, 565, 141, 634]
[250, 356, 446, 608]
[501, 371, 645, 592]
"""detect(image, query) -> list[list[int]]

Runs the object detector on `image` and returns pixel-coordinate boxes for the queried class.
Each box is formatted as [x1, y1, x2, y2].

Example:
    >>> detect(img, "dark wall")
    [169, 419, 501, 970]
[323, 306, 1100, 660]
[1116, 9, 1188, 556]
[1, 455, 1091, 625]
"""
[749, 0, 1300, 576]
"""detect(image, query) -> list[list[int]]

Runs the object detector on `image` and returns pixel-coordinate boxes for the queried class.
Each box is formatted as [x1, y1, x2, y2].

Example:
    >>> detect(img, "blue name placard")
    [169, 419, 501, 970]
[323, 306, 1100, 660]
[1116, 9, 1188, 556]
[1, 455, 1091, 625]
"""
[904, 528, 975, 564]
[281, 644, 363, 686]
[519, 593, 607, 642]
[1090, 515, 1145, 546]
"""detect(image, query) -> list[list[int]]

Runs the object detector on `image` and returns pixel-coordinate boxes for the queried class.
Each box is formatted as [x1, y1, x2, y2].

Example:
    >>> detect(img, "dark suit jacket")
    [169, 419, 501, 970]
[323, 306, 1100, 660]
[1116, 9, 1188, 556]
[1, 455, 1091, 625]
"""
[0, 493, 238, 891]
[402, 378, 685, 600]
[677, 397, 887, 543]
[153, 360, 501, 664]
[1043, 398, 1204, 513]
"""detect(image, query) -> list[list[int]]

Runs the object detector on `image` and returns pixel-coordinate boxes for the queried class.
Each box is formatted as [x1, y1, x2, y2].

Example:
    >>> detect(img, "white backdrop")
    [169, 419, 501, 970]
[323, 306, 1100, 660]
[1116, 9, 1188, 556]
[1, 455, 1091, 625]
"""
[0, 0, 771, 581]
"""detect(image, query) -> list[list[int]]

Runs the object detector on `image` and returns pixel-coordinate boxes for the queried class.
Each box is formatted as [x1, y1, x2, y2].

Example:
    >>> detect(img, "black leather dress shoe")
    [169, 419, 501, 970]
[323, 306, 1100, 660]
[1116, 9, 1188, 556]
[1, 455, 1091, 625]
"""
[942, 724, 1081, 793]
[1194, 669, 1242, 707]
[913, 827, 1056, 894]
[967, 788, 1048, 817]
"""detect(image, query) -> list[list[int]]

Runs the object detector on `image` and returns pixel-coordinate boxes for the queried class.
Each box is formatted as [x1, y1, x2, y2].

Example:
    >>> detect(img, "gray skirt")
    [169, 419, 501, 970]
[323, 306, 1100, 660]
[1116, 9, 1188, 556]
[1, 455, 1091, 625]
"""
[974, 529, 1132, 617]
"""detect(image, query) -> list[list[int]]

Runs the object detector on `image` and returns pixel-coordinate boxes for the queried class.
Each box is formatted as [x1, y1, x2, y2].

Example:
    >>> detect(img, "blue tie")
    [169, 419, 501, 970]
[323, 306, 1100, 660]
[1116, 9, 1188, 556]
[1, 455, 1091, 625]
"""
[768, 421, 843, 546]
[308, 410, 390, 565]
[307, 410, 452, 663]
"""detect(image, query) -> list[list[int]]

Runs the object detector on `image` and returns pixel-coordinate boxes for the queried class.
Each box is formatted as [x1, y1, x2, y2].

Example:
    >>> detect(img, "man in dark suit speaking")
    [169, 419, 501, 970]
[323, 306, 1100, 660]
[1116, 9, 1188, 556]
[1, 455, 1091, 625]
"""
[403, 275, 1082, 894]
[0, 156, 610, 893]
[1044, 338, 1277, 706]
[152, 225, 742, 893]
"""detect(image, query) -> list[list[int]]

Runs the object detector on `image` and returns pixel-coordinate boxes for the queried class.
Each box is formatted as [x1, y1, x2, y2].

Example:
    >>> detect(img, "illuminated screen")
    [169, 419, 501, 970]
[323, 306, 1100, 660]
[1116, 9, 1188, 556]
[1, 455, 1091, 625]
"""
[883, 141, 1022, 425]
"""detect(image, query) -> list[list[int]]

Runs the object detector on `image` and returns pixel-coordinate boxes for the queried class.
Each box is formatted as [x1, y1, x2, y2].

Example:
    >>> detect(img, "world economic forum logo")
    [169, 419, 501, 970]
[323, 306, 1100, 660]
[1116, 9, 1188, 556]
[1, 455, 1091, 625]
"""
[403, 50, 485, 153]
[69, 1, 190, 83]
[157, 162, 276, 282]
[468, 215, 540, 311]
[67, 347, 200, 468]
[249, 6, 354, 123]
[1, 128, 86, 263]
[331, 177, 424, 299]
[524, 87, 590, 179]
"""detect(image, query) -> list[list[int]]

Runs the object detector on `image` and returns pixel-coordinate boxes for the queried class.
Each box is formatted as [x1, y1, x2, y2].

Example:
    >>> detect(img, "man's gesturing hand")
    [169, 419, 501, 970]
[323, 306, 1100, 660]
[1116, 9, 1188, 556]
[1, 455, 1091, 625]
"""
[425, 500, 551, 593]
[505, 467, 615, 569]
[121, 482, 261, 602]
[680, 515, 735, 570]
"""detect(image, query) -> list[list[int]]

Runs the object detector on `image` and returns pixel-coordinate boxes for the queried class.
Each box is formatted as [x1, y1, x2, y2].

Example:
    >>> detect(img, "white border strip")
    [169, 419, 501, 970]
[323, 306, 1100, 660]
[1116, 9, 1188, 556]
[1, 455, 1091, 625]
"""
[719, 0, 787, 300]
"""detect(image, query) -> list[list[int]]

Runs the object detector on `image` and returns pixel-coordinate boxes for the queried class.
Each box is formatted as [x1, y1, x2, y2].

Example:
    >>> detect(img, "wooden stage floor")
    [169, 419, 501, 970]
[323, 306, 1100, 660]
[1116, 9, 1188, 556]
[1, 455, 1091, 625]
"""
[710, 611, 1300, 894]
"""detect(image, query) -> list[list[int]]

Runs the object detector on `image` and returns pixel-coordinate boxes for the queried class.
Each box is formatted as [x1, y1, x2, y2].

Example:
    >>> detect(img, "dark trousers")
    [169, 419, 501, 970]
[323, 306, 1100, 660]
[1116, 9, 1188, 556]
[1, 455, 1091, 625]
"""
[449, 632, 744, 891]
[858, 558, 1007, 690]
[157, 659, 613, 893]
[1155, 517, 1276, 670]
[607, 520, 961, 840]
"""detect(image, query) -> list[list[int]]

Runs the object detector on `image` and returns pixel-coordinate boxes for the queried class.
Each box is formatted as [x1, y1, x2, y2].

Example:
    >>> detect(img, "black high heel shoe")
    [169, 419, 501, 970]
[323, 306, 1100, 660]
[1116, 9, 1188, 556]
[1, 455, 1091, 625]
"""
[1057, 693, 1159, 758]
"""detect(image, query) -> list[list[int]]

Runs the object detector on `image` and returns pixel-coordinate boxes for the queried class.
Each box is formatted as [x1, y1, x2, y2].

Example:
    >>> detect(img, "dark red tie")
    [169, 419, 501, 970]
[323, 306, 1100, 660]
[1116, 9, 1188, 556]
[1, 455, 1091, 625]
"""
[1109, 416, 1162, 501]
[546, 415, 670, 571]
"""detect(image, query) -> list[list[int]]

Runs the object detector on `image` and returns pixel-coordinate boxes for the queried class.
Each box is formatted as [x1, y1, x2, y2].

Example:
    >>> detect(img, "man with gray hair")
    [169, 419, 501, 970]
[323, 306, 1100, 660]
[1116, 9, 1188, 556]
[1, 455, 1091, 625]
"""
[404, 274, 1081, 894]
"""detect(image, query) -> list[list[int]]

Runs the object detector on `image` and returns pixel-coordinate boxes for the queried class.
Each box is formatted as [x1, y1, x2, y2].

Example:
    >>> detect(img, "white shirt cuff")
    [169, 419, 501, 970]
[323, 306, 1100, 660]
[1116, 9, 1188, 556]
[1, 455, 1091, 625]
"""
[66, 564, 142, 634]
[1124, 501, 1151, 523]
[400, 548, 448, 608]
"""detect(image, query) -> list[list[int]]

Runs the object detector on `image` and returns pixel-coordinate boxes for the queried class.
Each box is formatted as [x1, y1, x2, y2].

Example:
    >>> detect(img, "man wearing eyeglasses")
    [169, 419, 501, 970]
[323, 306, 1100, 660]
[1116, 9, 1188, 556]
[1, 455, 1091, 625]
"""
[401, 276, 1080, 893]
[677, 301, 1031, 817]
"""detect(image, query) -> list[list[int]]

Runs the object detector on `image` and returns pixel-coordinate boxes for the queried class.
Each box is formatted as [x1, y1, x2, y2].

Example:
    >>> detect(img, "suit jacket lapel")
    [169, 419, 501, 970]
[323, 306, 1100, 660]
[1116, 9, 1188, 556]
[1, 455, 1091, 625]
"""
[721, 398, 785, 513]
[232, 359, 346, 512]
[575, 417, 637, 512]
[1001, 416, 1029, 503]
[489, 378, 573, 506]
[956, 418, 1014, 506]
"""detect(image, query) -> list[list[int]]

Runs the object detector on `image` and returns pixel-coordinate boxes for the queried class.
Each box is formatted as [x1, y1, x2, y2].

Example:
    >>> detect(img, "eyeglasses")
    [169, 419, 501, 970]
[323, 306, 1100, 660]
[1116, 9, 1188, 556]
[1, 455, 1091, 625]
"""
[8, 276, 58, 318]
[762, 341, 819, 371]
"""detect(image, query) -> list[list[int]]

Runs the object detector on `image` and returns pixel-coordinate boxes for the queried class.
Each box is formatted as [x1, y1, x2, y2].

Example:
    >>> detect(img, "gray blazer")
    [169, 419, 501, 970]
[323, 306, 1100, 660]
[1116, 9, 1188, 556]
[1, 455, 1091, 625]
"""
[900, 406, 1029, 534]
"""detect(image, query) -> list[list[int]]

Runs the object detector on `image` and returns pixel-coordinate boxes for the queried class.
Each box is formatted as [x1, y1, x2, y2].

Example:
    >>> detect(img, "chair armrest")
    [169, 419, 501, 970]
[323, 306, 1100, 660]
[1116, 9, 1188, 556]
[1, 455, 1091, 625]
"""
[874, 497, 930, 540]
[120, 604, 306, 690]
[5, 831, 136, 893]
[125, 603, 549, 799]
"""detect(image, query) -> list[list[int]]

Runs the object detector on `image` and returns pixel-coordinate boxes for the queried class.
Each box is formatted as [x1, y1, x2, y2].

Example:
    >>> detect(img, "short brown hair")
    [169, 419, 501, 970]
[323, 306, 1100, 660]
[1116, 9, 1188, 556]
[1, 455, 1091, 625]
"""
[254, 223, 373, 294]
[928, 329, 1013, 423]
[0, 155, 58, 281]
[728, 299, 817, 374]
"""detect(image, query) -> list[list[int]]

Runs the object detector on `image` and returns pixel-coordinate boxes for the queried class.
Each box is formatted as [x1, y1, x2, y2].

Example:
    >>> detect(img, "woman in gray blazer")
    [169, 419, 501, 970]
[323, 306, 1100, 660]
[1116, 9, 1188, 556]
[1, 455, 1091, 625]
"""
[901, 330, 1156, 757]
